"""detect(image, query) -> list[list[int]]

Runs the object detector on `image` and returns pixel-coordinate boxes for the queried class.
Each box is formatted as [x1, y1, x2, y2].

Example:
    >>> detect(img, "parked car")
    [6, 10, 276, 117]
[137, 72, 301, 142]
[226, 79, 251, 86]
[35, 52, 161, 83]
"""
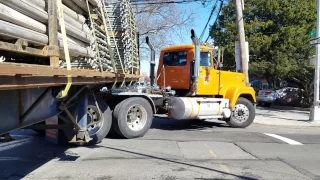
[275, 87, 304, 106]
[250, 80, 272, 95]
[257, 89, 278, 107]
[257, 87, 303, 107]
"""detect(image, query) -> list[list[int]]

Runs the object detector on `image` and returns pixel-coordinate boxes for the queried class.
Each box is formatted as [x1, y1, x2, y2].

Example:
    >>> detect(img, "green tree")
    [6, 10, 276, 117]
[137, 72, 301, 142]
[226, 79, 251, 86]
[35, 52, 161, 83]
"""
[210, 0, 316, 106]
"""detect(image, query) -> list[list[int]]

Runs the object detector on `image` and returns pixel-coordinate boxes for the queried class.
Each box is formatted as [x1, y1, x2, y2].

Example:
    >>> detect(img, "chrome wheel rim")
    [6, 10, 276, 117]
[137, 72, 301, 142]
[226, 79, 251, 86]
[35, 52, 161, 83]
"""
[233, 104, 250, 123]
[126, 105, 147, 131]
[87, 105, 103, 136]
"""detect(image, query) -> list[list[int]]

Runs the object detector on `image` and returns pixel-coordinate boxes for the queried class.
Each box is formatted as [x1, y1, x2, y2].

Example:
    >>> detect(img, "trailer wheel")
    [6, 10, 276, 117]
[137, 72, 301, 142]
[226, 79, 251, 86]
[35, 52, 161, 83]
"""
[113, 97, 153, 139]
[71, 96, 112, 145]
[226, 97, 255, 128]
[109, 99, 125, 137]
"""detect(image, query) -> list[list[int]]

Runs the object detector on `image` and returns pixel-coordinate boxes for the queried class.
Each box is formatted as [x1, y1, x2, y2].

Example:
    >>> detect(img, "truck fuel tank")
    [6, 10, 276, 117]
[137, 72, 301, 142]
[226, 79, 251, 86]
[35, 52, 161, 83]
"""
[170, 97, 231, 120]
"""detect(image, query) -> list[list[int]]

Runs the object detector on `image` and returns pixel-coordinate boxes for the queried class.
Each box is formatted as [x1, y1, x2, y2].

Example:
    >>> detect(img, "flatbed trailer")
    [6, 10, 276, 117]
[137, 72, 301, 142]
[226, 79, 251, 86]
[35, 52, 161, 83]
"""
[0, 0, 156, 145]
[0, 62, 139, 90]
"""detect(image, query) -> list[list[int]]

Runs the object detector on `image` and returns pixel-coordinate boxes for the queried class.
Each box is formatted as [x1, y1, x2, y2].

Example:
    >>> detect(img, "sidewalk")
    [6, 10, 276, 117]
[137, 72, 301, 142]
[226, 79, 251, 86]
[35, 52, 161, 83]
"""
[254, 107, 320, 127]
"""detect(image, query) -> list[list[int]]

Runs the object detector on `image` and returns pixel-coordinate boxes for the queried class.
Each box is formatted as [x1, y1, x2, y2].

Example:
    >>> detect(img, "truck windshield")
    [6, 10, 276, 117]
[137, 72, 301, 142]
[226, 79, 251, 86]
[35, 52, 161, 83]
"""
[163, 51, 187, 66]
[200, 52, 212, 67]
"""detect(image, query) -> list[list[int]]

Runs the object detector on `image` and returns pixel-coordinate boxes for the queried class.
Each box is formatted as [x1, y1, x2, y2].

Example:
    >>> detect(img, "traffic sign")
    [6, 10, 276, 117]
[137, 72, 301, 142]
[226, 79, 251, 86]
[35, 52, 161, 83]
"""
[310, 37, 320, 46]
[309, 29, 316, 38]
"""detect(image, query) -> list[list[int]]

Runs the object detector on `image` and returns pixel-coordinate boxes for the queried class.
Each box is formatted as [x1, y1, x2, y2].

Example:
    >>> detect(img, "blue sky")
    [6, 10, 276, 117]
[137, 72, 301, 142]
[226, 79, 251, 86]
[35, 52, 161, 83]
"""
[181, 1, 216, 43]
[140, 1, 218, 74]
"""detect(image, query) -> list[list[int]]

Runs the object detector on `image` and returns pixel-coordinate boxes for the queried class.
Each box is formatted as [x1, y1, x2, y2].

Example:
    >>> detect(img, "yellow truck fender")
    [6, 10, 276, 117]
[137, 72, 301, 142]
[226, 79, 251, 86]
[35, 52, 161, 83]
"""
[220, 86, 256, 108]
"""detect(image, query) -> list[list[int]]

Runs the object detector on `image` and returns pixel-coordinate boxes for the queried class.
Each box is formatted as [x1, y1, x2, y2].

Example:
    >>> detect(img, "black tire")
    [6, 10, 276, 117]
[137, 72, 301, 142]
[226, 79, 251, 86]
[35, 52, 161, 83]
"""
[113, 97, 153, 139]
[73, 96, 112, 145]
[263, 102, 271, 107]
[226, 97, 255, 128]
[108, 99, 126, 137]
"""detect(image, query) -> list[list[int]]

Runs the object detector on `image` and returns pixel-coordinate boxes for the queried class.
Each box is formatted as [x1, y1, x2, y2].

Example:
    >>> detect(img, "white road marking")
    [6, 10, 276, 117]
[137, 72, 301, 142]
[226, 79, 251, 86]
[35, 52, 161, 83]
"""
[264, 133, 303, 145]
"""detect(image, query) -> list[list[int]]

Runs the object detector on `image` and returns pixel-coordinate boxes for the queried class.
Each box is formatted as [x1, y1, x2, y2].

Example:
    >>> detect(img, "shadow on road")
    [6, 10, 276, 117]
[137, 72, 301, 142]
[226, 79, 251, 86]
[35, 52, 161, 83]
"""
[150, 115, 230, 131]
[90, 145, 258, 180]
[0, 132, 74, 179]
[107, 116, 232, 139]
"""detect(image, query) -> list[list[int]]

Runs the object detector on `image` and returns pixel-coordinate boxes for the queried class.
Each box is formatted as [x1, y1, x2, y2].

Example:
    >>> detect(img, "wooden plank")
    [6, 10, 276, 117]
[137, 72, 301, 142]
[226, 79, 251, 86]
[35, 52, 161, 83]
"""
[0, 76, 138, 91]
[0, 62, 121, 77]
[0, 76, 111, 90]
[0, 41, 46, 57]
[48, 0, 60, 67]
[50, 56, 59, 68]
[48, 0, 58, 47]
[0, 62, 140, 90]
[0, 40, 59, 57]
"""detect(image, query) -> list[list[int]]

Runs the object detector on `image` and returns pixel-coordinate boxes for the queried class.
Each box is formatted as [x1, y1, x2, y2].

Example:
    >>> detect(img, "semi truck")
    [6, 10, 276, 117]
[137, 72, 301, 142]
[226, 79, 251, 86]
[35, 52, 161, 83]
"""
[0, 0, 256, 146]
[148, 30, 256, 128]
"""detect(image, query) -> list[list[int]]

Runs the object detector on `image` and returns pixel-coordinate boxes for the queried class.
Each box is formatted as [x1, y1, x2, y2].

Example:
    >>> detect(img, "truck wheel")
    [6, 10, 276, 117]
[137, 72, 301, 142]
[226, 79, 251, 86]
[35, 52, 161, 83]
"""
[72, 96, 112, 145]
[226, 97, 255, 128]
[108, 99, 125, 137]
[86, 97, 112, 145]
[113, 97, 153, 139]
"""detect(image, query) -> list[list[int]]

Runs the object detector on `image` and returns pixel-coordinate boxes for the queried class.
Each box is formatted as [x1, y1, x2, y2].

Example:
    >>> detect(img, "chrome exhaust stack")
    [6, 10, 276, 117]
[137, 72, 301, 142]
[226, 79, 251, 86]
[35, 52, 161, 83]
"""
[146, 36, 156, 86]
[191, 29, 200, 95]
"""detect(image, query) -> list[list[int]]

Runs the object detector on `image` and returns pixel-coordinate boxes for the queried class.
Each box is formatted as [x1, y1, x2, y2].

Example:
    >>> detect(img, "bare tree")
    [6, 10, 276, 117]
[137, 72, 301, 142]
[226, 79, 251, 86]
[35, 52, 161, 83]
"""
[132, 1, 197, 68]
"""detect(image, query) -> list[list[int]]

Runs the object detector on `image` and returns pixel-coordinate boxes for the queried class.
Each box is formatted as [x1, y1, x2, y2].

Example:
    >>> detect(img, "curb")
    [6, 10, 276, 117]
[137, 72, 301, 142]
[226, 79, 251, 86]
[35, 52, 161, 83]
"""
[269, 105, 310, 112]
[254, 121, 320, 127]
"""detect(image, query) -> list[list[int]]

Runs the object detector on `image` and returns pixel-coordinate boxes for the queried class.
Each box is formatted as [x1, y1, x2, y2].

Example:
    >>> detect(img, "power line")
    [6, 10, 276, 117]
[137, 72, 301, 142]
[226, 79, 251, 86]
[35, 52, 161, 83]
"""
[199, 0, 219, 40]
[205, 0, 223, 42]
[130, 0, 211, 5]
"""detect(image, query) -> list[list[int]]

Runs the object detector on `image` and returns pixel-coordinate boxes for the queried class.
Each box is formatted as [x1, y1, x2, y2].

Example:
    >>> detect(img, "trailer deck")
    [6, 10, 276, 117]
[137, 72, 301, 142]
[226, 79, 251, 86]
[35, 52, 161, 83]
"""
[0, 62, 139, 90]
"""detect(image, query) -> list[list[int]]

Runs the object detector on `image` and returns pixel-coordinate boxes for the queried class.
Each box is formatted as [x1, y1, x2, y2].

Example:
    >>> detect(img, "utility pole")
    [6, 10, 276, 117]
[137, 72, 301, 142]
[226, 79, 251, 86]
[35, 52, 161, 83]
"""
[234, 0, 249, 83]
[309, 0, 320, 122]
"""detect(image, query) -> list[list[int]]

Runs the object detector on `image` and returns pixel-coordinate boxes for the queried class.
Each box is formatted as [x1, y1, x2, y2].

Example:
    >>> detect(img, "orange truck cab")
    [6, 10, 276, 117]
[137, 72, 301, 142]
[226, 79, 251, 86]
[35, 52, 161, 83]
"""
[155, 30, 256, 128]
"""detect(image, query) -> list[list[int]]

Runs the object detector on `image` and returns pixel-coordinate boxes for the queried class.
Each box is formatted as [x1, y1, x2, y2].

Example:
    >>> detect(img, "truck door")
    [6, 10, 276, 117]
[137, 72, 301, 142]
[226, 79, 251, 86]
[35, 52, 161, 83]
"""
[158, 50, 190, 89]
[196, 50, 219, 95]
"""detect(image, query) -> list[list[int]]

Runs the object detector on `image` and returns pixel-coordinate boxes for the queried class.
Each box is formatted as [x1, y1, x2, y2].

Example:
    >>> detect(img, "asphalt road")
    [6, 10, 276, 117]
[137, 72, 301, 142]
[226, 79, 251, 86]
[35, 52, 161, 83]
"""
[1, 109, 320, 180]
